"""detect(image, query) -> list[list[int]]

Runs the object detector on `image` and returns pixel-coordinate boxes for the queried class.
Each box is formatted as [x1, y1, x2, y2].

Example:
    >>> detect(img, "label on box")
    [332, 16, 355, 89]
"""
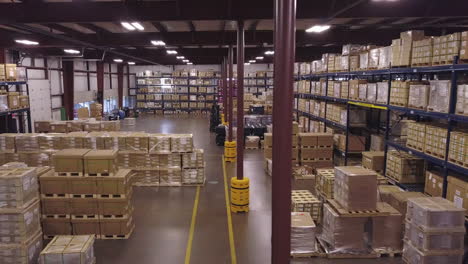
[453, 195, 463, 208]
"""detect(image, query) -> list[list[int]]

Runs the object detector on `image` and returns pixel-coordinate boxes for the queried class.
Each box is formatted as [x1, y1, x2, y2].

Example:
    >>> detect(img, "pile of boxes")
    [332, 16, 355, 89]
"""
[408, 83, 430, 109]
[263, 122, 299, 165]
[0, 164, 44, 264]
[298, 133, 333, 169]
[427, 80, 451, 113]
[456, 84, 468, 116]
[403, 197, 466, 264]
[245, 136, 260, 149]
[325, 104, 366, 126]
[449, 130, 468, 168]
[315, 168, 335, 199]
[0, 91, 29, 112]
[40, 149, 135, 239]
[411, 38, 433, 66]
[291, 190, 322, 223]
[385, 150, 425, 183]
[406, 122, 448, 159]
[39, 235, 95, 264]
[89, 103, 103, 119]
[433, 32, 461, 64]
[0, 64, 21, 81]
[34, 120, 121, 133]
[391, 30, 426, 67]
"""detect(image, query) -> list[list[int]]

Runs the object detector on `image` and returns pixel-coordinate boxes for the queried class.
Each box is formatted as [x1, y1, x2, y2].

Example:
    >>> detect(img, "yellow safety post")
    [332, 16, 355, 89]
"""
[221, 113, 225, 124]
[224, 141, 236, 162]
[231, 177, 249, 213]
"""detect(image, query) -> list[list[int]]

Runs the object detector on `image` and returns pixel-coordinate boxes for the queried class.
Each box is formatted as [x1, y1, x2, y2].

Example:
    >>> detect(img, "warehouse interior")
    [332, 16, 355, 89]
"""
[0, 0, 468, 264]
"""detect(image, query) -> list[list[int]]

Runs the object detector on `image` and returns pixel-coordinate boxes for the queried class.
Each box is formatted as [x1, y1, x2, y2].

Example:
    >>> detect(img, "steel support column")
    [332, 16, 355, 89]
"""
[96, 62, 104, 115]
[228, 45, 234, 142]
[117, 64, 124, 108]
[272, 0, 296, 262]
[222, 58, 227, 117]
[237, 21, 245, 179]
[62, 61, 74, 120]
[0, 48, 5, 63]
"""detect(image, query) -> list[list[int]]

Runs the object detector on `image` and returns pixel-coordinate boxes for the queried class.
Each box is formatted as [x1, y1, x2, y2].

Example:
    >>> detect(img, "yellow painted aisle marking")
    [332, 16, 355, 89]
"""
[222, 156, 237, 264]
[184, 186, 200, 264]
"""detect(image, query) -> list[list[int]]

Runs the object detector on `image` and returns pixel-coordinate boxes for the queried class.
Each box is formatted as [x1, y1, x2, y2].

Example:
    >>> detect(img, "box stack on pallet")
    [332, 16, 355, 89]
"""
[291, 190, 322, 224]
[320, 166, 404, 257]
[0, 163, 44, 264]
[263, 122, 299, 166]
[385, 150, 425, 184]
[403, 197, 466, 264]
[315, 168, 335, 200]
[298, 133, 333, 170]
[290, 212, 322, 257]
[39, 235, 95, 264]
[40, 149, 135, 240]
[34, 120, 120, 133]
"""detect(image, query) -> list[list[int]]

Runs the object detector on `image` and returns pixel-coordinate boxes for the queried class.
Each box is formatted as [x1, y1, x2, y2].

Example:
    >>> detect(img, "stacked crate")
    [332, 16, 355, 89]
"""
[376, 82, 389, 104]
[408, 84, 430, 109]
[349, 80, 366, 100]
[406, 122, 426, 151]
[182, 149, 205, 185]
[403, 197, 465, 264]
[298, 133, 333, 169]
[291, 190, 322, 223]
[340, 81, 349, 99]
[411, 38, 433, 66]
[0, 165, 43, 264]
[315, 168, 335, 199]
[291, 212, 317, 255]
[385, 151, 425, 183]
[390, 81, 410, 107]
[424, 125, 448, 159]
[432, 32, 461, 65]
[456, 84, 468, 116]
[39, 235, 95, 264]
[263, 122, 299, 165]
[427, 80, 451, 113]
[448, 130, 468, 167]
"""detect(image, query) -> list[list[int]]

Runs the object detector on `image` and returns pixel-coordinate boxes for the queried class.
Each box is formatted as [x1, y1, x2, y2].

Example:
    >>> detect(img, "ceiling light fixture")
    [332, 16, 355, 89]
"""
[166, 50, 178, 55]
[187, 62, 193, 65]
[113, 59, 123, 63]
[249, 60, 256, 63]
[131, 22, 144, 31]
[182, 59, 189, 63]
[63, 49, 80, 54]
[255, 56, 264, 60]
[15, 39, 39, 45]
[306, 25, 331, 33]
[244, 63, 251, 65]
[264, 50, 274, 55]
[176, 56, 185, 59]
[151, 40, 166, 46]
[121, 22, 135, 31]
[128, 62, 136, 65]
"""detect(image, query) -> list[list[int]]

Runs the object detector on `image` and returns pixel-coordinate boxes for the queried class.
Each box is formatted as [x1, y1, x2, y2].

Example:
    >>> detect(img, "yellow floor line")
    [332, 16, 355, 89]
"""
[184, 186, 200, 264]
[222, 155, 237, 264]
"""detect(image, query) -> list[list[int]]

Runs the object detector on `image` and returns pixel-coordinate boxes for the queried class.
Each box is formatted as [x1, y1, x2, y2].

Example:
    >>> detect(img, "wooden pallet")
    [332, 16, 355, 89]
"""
[407, 105, 426, 110]
[54, 172, 83, 177]
[41, 193, 69, 198]
[291, 239, 326, 258]
[411, 63, 431, 67]
[374, 248, 402, 258]
[406, 144, 424, 152]
[71, 214, 98, 220]
[301, 145, 333, 149]
[98, 225, 135, 240]
[42, 214, 69, 219]
[425, 150, 445, 159]
[327, 200, 390, 217]
[245, 147, 259, 150]
[85, 172, 115, 177]
[182, 178, 206, 187]
[70, 194, 97, 198]
[389, 102, 408, 107]
[318, 238, 380, 259]
[97, 193, 130, 199]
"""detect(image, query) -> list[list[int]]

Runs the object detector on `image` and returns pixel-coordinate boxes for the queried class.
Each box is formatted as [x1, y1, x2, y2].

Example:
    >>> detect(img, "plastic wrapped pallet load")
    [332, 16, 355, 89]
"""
[428, 80, 451, 113]
[408, 84, 430, 109]
[291, 212, 317, 255]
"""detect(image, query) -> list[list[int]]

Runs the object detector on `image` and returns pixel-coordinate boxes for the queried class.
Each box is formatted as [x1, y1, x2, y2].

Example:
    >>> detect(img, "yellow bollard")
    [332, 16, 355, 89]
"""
[224, 141, 236, 162]
[221, 113, 225, 124]
[231, 177, 249, 213]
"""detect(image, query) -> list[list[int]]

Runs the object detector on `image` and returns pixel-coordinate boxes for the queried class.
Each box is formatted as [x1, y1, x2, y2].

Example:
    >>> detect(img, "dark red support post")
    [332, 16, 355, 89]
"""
[237, 21, 245, 180]
[222, 58, 227, 117]
[0, 48, 5, 63]
[96, 62, 104, 115]
[228, 46, 234, 142]
[62, 61, 74, 120]
[117, 64, 124, 108]
[272, 0, 296, 262]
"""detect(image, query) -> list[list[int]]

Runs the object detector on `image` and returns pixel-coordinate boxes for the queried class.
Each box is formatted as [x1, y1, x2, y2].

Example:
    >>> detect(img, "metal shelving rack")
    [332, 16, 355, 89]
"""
[0, 80, 31, 133]
[136, 74, 220, 113]
[294, 60, 468, 195]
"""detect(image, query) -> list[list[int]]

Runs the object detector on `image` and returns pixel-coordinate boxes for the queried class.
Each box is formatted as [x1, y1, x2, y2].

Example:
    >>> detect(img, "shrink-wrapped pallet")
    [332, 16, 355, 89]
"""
[291, 212, 317, 255]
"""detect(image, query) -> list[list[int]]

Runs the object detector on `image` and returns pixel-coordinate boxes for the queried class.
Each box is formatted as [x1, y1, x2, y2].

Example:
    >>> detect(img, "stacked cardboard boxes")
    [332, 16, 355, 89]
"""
[181, 149, 205, 185]
[408, 84, 430, 109]
[39, 235, 95, 264]
[290, 212, 317, 255]
[315, 168, 334, 199]
[34, 120, 121, 133]
[263, 122, 299, 165]
[432, 32, 461, 65]
[0, 165, 43, 264]
[427, 80, 451, 113]
[403, 197, 465, 264]
[411, 38, 433, 66]
[291, 190, 322, 223]
[391, 30, 425, 67]
[448, 130, 468, 168]
[89, 103, 103, 119]
[298, 133, 333, 169]
[386, 151, 425, 183]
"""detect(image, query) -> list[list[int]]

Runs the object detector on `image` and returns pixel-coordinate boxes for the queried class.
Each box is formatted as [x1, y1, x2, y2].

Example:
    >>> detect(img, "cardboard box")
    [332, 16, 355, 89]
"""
[39, 235, 95, 264]
[402, 240, 464, 264]
[99, 216, 133, 237]
[7, 92, 19, 109]
[370, 134, 385, 151]
[0, 167, 39, 209]
[406, 197, 465, 229]
[0, 230, 43, 264]
[41, 196, 70, 215]
[0, 199, 41, 243]
[291, 212, 316, 254]
[387, 191, 426, 217]
[5, 64, 17, 80]
[378, 185, 403, 203]
[405, 220, 465, 251]
[70, 196, 99, 215]
[41, 216, 72, 237]
[300, 148, 333, 160]
[362, 151, 385, 172]
[97, 197, 131, 216]
[53, 149, 90, 173]
[446, 176, 468, 215]
[19, 95, 29, 108]
[50, 121, 68, 133]
[96, 169, 131, 195]
[372, 203, 403, 251]
[334, 166, 377, 211]
[77, 107, 90, 119]
[83, 149, 117, 175]
[68, 177, 97, 195]
[40, 169, 69, 194]
[71, 217, 100, 235]
[424, 170, 444, 197]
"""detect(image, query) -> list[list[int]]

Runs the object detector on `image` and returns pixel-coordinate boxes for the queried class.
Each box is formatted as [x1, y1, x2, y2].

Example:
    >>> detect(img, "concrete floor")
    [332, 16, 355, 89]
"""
[94, 115, 403, 264]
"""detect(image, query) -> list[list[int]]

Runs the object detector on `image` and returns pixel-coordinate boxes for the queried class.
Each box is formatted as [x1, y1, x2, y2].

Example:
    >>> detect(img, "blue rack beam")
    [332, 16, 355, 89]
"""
[0, 81, 27, 86]
[0, 108, 30, 117]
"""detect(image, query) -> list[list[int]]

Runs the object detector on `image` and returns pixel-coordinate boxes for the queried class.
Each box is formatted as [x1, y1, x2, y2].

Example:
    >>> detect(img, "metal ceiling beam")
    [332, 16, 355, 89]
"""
[1, 0, 468, 23]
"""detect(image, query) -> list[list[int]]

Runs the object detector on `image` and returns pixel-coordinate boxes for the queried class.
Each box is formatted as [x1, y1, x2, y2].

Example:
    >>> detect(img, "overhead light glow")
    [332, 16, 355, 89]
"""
[244, 63, 251, 65]
[131, 22, 144, 31]
[249, 60, 256, 63]
[182, 59, 189, 63]
[264, 50, 274, 55]
[113, 59, 123, 63]
[255, 56, 264, 60]
[128, 62, 136, 65]
[187, 62, 193, 65]
[166, 50, 178, 55]
[15, 39, 39, 45]
[121, 22, 135, 31]
[176, 56, 185, 59]
[306, 25, 331, 33]
[63, 49, 80, 54]
[151, 40, 166, 46]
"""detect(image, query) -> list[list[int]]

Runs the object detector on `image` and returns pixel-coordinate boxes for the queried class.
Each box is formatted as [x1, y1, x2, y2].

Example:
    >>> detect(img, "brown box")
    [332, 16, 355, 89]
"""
[0, 230, 43, 264]
[42, 216, 72, 236]
[50, 121, 68, 133]
[406, 197, 465, 229]
[298, 133, 317, 147]
[300, 148, 333, 159]
[264, 133, 273, 147]
[370, 134, 385, 151]
[83, 149, 117, 175]
[41, 196, 70, 215]
[387, 191, 426, 217]
[70, 196, 98, 215]
[34, 121, 51, 133]
[99, 216, 133, 237]
[77, 107, 90, 119]
[96, 169, 131, 195]
[372, 203, 403, 251]
[39, 235, 95, 264]
[264, 148, 272, 159]
[446, 176, 468, 215]
[334, 134, 366, 152]
[68, 177, 97, 195]
[98, 196, 131, 216]
[378, 185, 403, 203]
[5, 64, 17, 80]
[424, 170, 444, 197]
[334, 166, 377, 211]
[40, 170, 69, 194]
[301, 160, 333, 170]
[19, 95, 29, 108]
[362, 151, 385, 172]
[53, 149, 90, 173]
[71, 217, 100, 235]
[7, 92, 19, 109]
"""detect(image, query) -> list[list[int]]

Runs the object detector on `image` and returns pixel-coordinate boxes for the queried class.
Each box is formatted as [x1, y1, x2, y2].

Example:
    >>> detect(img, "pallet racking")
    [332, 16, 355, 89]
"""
[0, 80, 32, 133]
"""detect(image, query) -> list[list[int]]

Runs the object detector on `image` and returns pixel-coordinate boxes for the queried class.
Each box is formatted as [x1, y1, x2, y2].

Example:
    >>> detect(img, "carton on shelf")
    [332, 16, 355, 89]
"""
[334, 166, 378, 211]
[7, 92, 19, 109]
[53, 149, 90, 173]
[370, 134, 385, 151]
[362, 151, 385, 172]
[446, 176, 468, 215]
[424, 170, 444, 197]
